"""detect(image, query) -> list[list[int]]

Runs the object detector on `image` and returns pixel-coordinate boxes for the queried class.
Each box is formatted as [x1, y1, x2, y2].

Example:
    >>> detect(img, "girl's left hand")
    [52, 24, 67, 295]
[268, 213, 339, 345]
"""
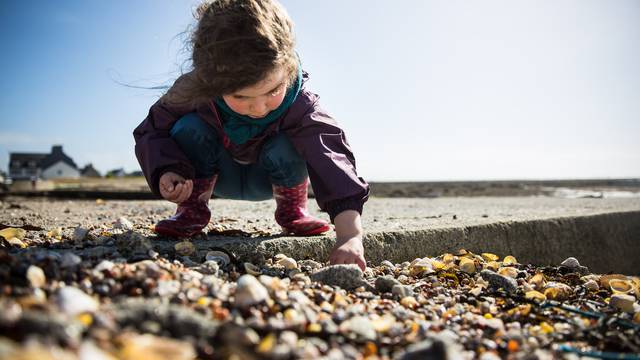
[329, 237, 366, 271]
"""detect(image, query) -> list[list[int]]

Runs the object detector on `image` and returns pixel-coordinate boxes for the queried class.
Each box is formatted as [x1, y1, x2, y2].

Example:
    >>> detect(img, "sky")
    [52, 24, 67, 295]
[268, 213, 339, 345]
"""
[0, 0, 638, 181]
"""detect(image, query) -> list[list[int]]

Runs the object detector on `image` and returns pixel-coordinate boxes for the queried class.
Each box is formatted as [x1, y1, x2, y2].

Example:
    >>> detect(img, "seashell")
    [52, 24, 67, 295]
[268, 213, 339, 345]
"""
[442, 253, 455, 264]
[257, 333, 277, 354]
[400, 296, 418, 308]
[206, 251, 230, 267]
[0, 227, 26, 241]
[599, 274, 628, 289]
[525, 290, 546, 303]
[481, 253, 499, 262]
[485, 261, 500, 271]
[560, 257, 580, 268]
[47, 227, 63, 240]
[7, 238, 27, 248]
[431, 260, 446, 271]
[528, 273, 546, 290]
[610, 294, 637, 313]
[409, 258, 434, 276]
[459, 258, 476, 274]
[174, 241, 195, 256]
[609, 279, 634, 295]
[276, 256, 297, 270]
[543, 282, 573, 301]
[26, 265, 46, 288]
[498, 267, 519, 279]
[235, 275, 270, 309]
[502, 256, 518, 266]
[244, 262, 261, 276]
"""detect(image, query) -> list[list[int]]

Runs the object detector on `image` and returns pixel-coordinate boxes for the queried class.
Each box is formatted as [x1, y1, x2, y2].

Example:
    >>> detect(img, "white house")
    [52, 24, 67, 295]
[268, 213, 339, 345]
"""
[9, 145, 81, 180]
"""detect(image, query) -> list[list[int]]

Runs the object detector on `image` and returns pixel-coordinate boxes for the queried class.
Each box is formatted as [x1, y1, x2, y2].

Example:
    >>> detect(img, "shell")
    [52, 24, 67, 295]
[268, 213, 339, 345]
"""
[528, 273, 546, 290]
[498, 267, 519, 279]
[276, 257, 298, 270]
[609, 279, 634, 294]
[26, 265, 46, 288]
[481, 253, 499, 262]
[244, 262, 261, 276]
[610, 294, 637, 313]
[174, 241, 195, 256]
[459, 258, 476, 274]
[206, 251, 230, 267]
[543, 282, 573, 301]
[525, 290, 546, 303]
[502, 256, 518, 266]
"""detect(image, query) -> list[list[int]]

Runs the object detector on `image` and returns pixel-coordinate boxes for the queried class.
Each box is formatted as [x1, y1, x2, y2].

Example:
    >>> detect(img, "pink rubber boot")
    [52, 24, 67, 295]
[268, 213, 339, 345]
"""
[154, 176, 217, 238]
[272, 178, 331, 236]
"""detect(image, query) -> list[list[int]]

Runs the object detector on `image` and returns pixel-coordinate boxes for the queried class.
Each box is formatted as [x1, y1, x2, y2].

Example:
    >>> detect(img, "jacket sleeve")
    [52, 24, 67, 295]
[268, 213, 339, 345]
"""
[132, 73, 199, 197]
[284, 90, 370, 223]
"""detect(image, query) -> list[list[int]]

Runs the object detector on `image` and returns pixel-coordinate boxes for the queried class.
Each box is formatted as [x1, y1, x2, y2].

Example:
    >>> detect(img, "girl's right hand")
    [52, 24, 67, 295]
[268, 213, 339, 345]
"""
[159, 172, 193, 203]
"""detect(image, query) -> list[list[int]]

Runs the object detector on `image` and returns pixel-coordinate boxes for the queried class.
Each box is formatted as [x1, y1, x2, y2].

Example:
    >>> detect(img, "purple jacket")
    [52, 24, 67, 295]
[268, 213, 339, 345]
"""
[133, 70, 369, 222]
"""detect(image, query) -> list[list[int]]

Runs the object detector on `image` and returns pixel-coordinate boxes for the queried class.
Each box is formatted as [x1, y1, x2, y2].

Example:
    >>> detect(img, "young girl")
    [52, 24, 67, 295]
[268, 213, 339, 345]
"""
[133, 0, 369, 270]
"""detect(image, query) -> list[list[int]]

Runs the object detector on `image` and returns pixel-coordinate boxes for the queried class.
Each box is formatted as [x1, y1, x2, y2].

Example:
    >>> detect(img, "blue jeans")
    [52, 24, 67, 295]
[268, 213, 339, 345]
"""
[169, 112, 308, 201]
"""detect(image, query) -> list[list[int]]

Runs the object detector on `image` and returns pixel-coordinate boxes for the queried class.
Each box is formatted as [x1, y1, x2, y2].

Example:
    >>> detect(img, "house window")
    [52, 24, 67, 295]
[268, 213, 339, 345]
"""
[12, 161, 20, 168]
[58, 170, 63, 175]
[29, 161, 36, 167]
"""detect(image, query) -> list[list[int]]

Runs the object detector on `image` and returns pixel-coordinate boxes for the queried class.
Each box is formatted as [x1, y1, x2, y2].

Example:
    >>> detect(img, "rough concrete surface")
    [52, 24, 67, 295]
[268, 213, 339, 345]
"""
[2, 196, 639, 274]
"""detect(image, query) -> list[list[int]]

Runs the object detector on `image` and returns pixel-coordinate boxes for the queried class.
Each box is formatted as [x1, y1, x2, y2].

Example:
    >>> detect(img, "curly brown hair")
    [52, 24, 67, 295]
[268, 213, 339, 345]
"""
[163, 0, 298, 106]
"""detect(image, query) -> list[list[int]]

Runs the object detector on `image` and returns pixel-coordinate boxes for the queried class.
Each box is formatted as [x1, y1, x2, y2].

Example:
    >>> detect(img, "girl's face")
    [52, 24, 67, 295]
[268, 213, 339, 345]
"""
[222, 67, 289, 119]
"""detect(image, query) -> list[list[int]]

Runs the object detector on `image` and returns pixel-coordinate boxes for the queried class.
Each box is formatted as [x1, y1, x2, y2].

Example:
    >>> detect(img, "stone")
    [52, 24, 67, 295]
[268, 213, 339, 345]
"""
[392, 284, 414, 299]
[60, 253, 82, 268]
[480, 270, 518, 294]
[72, 227, 89, 242]
[234, 275, 270, 309]
[310, 265, 371, 291]
[375, 275, 401, 293]
[56, 287, 98, 316]
[339, 316, 376, 341]
[26, 265, 46, 288]
[114, 216, 134, 231]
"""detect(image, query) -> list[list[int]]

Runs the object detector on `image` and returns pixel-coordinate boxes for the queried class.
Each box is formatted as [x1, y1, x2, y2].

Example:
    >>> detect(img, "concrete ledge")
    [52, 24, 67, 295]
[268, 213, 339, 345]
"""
[150, 211, 640, 275]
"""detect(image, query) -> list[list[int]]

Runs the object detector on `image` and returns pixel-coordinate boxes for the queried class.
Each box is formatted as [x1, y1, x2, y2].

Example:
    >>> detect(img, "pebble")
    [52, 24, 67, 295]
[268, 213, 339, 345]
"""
[26, 265, 46, 288]
[392, 284, 414, 299]
[339, 316, 376, 341]
[375, 275, 401, 293]
[310, 264, 370, 291]
[114, 216, 134, 230]
[234, 274, 270, 309]
[60, 252, 82, 268]
[480, 270, 518, 294]
[72, 227, 89, 242]
[56, 287, 99, 316]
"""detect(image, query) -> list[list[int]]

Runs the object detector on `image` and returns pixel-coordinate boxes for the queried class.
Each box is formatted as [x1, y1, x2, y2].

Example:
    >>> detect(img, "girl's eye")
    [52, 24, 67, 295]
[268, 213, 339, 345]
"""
[270, 85, 284, 97]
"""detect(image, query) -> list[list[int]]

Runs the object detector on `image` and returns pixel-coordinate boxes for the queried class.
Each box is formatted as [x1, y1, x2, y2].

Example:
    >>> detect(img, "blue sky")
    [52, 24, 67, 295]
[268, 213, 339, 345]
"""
[1, 0, 638, 181]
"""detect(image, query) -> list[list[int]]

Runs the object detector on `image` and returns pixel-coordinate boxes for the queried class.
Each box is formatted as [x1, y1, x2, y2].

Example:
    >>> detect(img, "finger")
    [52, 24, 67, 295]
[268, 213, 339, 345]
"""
[175, 187, 189, 203]
[355, 256, 366, 272]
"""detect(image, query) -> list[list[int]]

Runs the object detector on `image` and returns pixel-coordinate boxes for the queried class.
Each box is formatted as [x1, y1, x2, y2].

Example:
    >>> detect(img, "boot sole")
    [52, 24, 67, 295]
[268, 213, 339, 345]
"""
[282, 223, 331, 236]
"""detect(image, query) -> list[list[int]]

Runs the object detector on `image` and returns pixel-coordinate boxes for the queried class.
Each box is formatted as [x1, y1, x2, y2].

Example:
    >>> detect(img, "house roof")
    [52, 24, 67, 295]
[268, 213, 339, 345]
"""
[9, 153, 48, 163]
[38, 146, 78, 170]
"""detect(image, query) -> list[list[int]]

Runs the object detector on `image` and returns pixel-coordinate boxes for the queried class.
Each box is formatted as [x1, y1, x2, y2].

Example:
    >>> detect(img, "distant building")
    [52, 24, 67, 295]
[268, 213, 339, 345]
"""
[106, 168, 126, 178]
[128, 170, 144, 177]
[9, 145, 80, 180]
[80, 163, 102, 177]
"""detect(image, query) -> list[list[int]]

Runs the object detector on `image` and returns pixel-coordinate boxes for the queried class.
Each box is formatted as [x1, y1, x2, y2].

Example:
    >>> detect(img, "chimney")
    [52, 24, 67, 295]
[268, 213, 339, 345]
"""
[51, 145, 63, 154]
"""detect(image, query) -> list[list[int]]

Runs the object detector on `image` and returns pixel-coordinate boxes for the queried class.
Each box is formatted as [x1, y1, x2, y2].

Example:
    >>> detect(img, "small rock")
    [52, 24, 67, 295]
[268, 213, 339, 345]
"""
[205, 251, 231, 267]
[114, 216, 134, 230]
[375, 275, 401, 293]
[298, 260, 322, 271]
[116, 231, 152, 256]
[119, 334, 196, 360]
[234, 274, 270, 309]
[560, 257, 580, 268]
[480, 270, 518, 294]
[94, 260, 115, 272]
[72, 227, 89, 242]
[392, 284, 414, 299]
[543, 282, 573, 301]
[26, 265, 46, 288]
[310, 265, 371, 291]
[174, 241, 195, 256]
[57, 287, 98, 316]
[60, 253, 82, 268]
[339, 316, 376, 341]
[584, 279, 599, 291]
[157, 280, 181, 297]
